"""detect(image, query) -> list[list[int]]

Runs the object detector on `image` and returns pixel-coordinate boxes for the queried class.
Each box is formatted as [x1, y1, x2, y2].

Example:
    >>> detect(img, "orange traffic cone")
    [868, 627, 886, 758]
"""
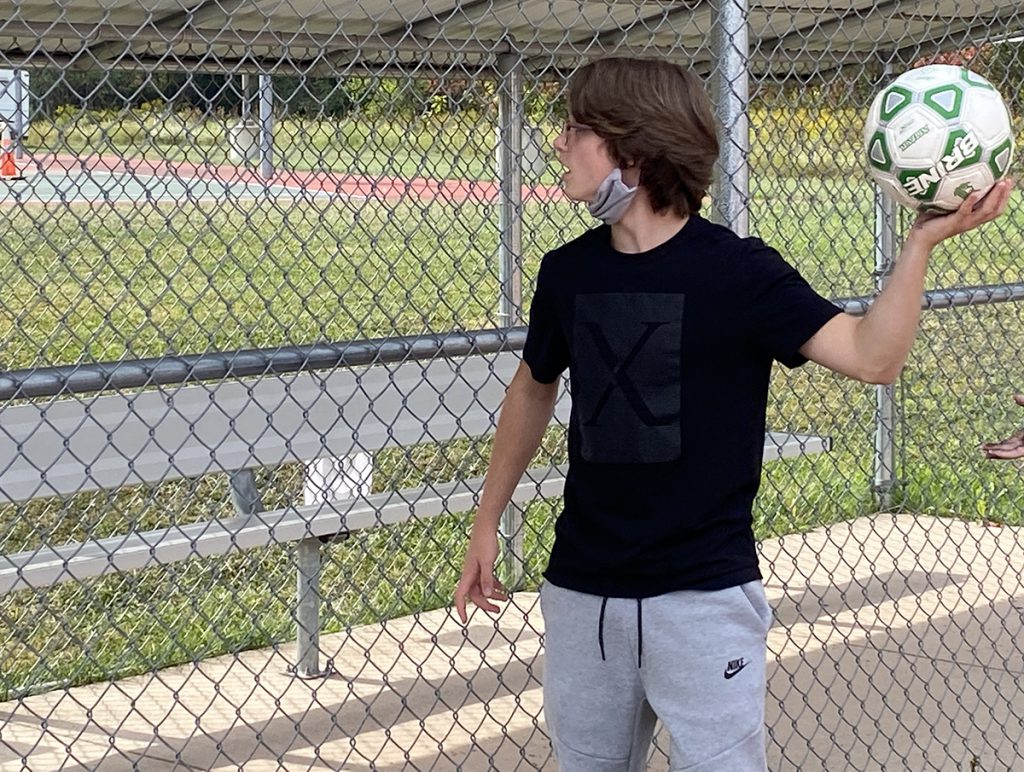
[1, 124, 23, 181]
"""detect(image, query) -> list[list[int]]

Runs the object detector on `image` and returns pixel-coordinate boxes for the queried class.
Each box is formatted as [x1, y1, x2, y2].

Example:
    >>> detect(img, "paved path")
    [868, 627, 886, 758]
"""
[3, 513, 1023, 770]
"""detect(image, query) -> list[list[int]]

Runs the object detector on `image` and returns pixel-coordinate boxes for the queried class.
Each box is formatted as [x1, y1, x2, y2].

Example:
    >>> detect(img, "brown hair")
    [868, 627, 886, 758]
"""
[568, 57, 719, 217]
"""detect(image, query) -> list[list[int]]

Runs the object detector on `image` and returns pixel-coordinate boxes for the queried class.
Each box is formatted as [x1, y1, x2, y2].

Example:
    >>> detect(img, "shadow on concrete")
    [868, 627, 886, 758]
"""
[8, 568, 1022, 771]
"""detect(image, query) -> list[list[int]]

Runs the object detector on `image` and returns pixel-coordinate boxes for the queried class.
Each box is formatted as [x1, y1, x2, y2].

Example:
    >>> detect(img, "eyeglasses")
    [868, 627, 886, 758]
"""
[562, 120, 594, 135]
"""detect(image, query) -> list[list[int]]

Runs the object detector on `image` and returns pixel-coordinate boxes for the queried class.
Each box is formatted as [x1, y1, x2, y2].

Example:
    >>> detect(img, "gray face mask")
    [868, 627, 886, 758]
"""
[587, 167, 638, 224]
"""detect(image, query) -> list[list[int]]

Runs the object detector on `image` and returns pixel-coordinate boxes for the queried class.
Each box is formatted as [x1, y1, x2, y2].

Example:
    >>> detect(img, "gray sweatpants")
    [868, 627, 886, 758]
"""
[540, 580, 772, 771]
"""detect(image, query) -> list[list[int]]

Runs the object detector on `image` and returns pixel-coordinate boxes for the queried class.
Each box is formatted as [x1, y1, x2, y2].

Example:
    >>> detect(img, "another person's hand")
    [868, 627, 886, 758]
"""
[982, 394, 1024, 460]
[908, 178, 1014, 251]
[453, 524, 508, 623]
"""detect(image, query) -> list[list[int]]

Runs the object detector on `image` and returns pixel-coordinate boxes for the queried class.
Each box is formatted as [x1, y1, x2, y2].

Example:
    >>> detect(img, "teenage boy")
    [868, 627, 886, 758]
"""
[454, 57, 1011, 771]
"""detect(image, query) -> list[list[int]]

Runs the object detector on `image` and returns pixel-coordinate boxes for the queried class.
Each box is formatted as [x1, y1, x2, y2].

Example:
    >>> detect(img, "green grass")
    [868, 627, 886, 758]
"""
[2, 110, 1024, 699]
[0, 198, 559, 368]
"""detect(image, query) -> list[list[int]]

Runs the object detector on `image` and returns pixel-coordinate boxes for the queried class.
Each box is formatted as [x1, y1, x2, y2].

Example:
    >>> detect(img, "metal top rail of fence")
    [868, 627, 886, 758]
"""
[4, 284, 1024, 401]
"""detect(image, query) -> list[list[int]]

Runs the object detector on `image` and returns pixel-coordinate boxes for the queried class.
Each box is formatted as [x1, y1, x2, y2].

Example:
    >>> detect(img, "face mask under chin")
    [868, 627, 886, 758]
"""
[587, 168, 638, 224]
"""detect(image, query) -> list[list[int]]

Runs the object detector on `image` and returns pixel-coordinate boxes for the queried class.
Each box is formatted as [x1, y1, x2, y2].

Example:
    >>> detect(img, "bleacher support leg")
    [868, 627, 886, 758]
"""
[295, 537, 330, 678]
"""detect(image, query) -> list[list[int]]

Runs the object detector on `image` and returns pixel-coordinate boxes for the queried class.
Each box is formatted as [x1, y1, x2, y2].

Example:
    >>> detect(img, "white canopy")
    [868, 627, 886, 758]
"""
[0, 1, 1019, 77]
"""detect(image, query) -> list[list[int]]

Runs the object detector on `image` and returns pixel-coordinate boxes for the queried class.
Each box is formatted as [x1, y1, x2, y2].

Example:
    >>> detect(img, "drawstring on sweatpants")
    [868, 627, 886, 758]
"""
[636, 598, 643, 668]
[596, 597, 644, 668]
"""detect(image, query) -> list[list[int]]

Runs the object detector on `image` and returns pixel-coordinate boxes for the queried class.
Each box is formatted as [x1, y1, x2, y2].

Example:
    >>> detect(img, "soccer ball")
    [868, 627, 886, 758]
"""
[864, 64, 1015, 212]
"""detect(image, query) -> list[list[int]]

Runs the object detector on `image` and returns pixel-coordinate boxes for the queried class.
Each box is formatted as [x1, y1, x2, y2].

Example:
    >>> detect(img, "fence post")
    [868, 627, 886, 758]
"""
[873, 60, 899, 510]
[496, 52, 526, 589]
[241, 73, 251, 123]
[711, 0, 750, 238]
[258, 72, 274, 180]
[12, 69, 24, 160]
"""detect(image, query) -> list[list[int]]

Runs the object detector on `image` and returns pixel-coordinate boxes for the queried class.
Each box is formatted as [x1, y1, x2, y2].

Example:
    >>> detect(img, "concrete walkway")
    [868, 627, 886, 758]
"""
[3, 514, 1024, 771]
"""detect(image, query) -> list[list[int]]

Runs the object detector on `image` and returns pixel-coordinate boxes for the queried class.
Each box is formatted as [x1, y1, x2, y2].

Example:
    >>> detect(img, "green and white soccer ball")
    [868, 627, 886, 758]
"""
[864, 64, 1015, 212]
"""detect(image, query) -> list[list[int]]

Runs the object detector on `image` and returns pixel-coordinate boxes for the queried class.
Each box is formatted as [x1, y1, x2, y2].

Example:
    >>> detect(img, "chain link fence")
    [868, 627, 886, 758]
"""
[1, 2, 1023, 769]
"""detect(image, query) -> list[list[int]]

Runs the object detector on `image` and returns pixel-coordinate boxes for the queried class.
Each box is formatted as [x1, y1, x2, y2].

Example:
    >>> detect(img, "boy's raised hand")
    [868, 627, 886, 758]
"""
[908, 178, 1014, 250]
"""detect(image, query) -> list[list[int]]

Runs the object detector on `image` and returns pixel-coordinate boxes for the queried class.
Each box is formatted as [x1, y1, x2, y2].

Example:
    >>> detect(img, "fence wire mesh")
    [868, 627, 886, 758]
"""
[0, 2, 1023, 770]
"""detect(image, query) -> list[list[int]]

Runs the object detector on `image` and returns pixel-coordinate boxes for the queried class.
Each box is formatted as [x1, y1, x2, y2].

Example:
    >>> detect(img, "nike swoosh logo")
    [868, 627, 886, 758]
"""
[724, 663, 748, 679]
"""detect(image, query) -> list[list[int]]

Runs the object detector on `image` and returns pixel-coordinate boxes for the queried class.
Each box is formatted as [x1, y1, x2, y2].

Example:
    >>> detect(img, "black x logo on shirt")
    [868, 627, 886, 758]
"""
[581, 321, 680, 428]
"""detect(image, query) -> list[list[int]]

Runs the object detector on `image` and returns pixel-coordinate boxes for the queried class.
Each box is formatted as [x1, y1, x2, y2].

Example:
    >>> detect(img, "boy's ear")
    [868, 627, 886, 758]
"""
[621, 166, 641, 186]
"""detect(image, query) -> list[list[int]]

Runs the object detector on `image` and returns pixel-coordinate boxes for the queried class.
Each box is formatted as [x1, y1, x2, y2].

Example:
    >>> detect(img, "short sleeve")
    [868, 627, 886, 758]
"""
[522, 254, 570, 383]
[743, 242, 842, 368]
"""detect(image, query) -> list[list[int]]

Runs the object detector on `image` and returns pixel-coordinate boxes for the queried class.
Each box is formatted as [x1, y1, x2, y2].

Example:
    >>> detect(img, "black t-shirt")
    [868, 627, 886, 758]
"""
[522, 214, 842, 598]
